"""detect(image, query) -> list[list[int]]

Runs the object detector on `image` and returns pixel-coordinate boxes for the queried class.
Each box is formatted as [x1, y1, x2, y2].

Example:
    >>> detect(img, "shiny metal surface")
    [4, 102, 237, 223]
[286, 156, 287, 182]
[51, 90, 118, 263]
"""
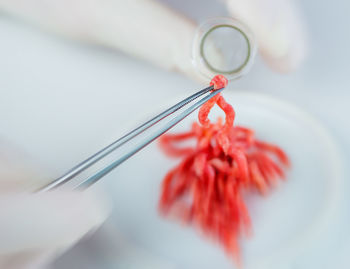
[38, 85, 223, 191]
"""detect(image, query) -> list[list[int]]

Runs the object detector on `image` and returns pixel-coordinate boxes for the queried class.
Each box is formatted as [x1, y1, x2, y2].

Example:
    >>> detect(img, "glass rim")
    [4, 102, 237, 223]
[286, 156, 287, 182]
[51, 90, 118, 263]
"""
[192, 17, 257, 81]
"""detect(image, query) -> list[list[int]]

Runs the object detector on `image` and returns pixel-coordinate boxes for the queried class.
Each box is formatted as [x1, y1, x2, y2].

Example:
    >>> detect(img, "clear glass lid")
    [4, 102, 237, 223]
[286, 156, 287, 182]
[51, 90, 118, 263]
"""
[192, 17, 257, 80]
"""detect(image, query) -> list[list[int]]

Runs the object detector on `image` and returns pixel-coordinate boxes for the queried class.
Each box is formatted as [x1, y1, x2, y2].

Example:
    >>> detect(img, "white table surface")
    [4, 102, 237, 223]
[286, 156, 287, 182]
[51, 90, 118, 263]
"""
[0, 0, 349, 268]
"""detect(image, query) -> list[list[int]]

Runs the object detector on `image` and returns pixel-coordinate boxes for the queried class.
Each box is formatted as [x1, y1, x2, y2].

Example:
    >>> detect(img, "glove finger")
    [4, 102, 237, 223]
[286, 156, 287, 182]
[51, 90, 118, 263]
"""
[226, 0, 308, 72]
[0, 0, 206, 82]
[0, 190, 110, 256]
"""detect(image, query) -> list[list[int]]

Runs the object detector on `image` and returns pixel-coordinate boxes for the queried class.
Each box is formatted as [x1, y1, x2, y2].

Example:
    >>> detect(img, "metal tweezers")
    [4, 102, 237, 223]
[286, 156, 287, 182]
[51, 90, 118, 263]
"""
[38, 84, 224, 192]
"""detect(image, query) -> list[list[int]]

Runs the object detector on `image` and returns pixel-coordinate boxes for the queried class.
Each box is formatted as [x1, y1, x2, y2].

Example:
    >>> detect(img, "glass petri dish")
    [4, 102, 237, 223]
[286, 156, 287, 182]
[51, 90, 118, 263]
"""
[192, 17, 257, 81]
[94, 91, 343, 269]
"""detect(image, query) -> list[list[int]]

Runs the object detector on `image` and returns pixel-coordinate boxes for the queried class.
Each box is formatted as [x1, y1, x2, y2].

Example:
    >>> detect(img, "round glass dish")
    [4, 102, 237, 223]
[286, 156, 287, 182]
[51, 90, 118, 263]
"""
[99, 91, 343, 269]
[192, 17, 257, 81]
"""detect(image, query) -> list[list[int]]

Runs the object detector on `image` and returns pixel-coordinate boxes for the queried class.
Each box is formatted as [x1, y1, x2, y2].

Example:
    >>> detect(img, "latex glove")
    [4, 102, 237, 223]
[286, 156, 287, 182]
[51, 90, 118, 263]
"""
[0, 0, 306, 79]
[0, 144, 110, 269]
[226, 0, 307, 72]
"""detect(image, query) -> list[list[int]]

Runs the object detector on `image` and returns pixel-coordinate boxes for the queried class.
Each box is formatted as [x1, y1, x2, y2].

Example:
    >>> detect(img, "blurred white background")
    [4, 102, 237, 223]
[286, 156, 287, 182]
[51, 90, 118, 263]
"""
[0, 0, 349, 268]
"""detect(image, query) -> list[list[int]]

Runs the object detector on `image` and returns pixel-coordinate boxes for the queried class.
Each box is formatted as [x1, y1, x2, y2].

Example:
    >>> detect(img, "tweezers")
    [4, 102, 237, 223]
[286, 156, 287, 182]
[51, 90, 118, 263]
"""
[38, 84, 224, 192]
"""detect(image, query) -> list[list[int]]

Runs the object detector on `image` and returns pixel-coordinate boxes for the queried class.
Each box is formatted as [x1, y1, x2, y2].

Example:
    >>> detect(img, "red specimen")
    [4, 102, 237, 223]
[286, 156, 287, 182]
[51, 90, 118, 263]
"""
[159, 75, 289, 264]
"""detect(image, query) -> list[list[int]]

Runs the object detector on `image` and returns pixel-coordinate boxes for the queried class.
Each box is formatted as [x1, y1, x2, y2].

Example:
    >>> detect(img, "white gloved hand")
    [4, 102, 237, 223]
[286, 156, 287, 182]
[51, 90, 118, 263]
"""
[226, 0, 307, 72]
[0, 0, 307, 81]
[0, 145, 110, 269]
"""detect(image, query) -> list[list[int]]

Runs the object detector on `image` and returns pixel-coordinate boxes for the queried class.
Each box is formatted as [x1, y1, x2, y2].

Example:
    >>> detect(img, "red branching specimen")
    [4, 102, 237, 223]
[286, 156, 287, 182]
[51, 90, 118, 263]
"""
[158, 75, 290, 264]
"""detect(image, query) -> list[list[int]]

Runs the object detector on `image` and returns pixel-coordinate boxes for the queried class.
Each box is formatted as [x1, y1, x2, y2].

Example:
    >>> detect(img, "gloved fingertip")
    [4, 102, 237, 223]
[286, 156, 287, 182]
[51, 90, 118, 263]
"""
[226, 0, 308, 73]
